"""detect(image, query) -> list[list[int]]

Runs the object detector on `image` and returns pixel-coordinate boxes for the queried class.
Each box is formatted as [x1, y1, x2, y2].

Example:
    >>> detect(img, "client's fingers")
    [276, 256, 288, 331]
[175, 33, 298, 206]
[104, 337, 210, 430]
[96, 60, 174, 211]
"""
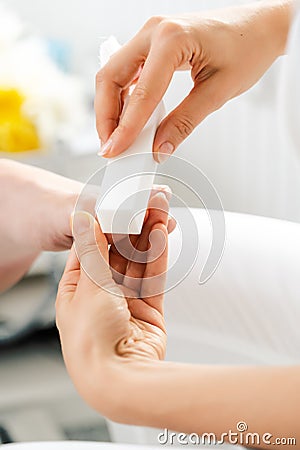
[123, 192, 169, 294]
[167, 216, 176, 234]
[144, 184, 176, 233]
[125, 223, 168, 330]
[151, 184, 172, 201]
[72, 211, 114, 291]
[108, 185, 173, 284]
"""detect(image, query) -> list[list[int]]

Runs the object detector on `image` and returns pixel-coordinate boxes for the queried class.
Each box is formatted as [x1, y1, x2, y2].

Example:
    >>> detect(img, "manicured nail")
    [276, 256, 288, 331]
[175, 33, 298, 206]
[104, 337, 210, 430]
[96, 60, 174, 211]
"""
[151, 192, 169, 211]
[72, 211, 93, 235]
[157, 142, 174, 164]
[152, 185, 172, 201]
[155, 191, 168, 201]
[98, 138, 112, 156]
[159, 186, 172, 201]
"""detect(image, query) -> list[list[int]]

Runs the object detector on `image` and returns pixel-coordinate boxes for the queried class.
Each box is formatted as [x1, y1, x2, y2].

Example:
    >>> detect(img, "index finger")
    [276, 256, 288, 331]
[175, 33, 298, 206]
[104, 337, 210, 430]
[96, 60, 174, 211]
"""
[95, 37, 149, 145]
[104, 43, 176, 157]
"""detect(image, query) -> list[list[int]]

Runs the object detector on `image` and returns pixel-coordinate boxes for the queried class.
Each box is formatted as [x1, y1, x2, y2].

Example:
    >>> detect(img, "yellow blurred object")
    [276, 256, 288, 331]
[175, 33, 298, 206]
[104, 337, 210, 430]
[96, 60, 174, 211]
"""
[0, 88, 40, 152]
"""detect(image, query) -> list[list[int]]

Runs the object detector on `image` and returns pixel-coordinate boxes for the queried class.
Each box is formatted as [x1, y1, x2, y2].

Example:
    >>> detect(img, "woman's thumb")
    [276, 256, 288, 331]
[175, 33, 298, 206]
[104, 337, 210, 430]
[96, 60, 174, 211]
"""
[72, 211, 114, 290]
[153, 76, 223, 163]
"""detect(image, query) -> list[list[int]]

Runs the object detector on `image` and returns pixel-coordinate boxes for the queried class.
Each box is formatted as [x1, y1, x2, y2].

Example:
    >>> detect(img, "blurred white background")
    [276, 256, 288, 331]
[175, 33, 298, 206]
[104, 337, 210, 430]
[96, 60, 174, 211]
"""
[5, 0, 300, 222]
[0, 0, 299, 446]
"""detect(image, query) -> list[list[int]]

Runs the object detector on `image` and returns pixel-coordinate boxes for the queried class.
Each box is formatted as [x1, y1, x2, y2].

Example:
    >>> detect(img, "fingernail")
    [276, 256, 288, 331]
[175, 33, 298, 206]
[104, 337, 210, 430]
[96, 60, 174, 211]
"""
[160, 186, 172, 201]
[151, 192, 169, 209]
[157, 142, 174, 164]
[98, 138, 112, 156]
[155, 191, 168, 200]
[72, 211, 93, 235]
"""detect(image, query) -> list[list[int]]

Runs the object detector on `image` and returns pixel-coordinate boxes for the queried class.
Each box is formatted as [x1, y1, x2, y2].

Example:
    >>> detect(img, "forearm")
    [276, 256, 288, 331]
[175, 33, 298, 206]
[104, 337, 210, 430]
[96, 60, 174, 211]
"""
[90, 359, 299, 448]
[220, 0, 294, 57]
[259, 0, 295, 56]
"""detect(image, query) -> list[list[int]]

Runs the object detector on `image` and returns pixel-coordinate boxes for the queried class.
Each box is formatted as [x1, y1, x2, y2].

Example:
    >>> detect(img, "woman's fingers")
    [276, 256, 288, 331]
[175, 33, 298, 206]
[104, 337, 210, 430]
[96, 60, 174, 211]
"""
[122, 192, 169, 294]
[125, 223, 168, 330]
[96, 4, 287, 162]
[71, 211, 115, 291]
[108, 185, 174, 283]
[96, 17, 189, 158]
[95, 31, 151, 147]
[57, 212, 131, 360]
[56, 245, 80, 304]
[102, 42, 177, 158]
[153, 72, 226, 162]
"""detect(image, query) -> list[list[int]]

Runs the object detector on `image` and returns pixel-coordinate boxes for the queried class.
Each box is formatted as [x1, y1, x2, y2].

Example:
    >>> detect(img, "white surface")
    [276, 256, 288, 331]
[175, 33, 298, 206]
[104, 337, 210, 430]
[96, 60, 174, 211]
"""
[96, 100, 165, 234]
[96, 36, 165, 234]
[165, 208, 300, 364]
[279, 9, 300, 154]
[0, 334, 103, 441]
[108, 208, 300, 445]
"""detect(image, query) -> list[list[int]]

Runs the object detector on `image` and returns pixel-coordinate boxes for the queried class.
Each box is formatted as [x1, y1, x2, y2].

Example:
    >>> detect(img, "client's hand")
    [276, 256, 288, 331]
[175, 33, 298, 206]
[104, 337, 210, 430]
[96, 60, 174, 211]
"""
[0, 159, 82, 291]
[56, 192, 169, 410]
[56, 191, 300, 441]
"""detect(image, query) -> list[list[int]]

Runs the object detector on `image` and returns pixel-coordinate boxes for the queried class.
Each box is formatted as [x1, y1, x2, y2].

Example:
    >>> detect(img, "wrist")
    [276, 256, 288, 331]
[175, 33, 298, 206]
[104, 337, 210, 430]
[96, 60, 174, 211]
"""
[259, 1, 294, 56]
[88, 356, 158, 423]
[33, 171, 82, 252]
[40, 189, 77, 252]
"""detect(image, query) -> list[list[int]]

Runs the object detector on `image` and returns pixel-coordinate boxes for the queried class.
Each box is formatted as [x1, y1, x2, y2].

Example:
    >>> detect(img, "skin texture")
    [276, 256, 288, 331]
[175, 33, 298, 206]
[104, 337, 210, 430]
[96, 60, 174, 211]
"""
[95, 0, 294, 162]
[57, 3, 299, 443]
[0, 158, 175, 292]
[0, 159, 81, 291]
[56, 198, 300, 449]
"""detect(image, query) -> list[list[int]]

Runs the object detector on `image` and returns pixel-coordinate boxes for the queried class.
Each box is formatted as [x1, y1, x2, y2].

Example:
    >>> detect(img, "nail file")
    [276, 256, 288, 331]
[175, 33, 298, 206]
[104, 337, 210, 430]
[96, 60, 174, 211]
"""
[95, 37, 166, 234]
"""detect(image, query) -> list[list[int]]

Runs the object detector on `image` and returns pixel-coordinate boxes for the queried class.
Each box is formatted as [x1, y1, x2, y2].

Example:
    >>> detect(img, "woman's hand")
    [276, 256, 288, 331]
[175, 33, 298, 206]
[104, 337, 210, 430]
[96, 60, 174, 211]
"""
[96, 1, 293, 162]
[56, 194, 300, 445]
[56, 192, 169, 411]
[0, 159, 82, 291]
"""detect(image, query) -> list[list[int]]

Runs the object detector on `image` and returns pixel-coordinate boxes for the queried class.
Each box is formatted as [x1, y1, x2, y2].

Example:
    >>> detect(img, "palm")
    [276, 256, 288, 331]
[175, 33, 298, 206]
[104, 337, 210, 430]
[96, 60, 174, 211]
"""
[107, 193, 169, 361]
[57, 189, 171, 368]
[124, 313, 166, 361]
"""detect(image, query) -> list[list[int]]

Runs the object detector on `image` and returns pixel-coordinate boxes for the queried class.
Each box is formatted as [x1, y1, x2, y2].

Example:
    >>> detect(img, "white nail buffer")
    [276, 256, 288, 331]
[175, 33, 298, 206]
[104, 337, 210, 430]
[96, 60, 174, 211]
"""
[95, 37, 166, 234]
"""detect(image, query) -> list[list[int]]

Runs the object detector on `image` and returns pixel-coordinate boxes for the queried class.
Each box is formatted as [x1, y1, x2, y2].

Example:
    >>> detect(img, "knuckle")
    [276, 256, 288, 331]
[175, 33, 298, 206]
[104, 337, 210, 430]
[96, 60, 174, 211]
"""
[130, 83, 159, 108]
[95, 67, 109, 86]
[95, 69, 104, 86]
[78, 242, 97, 258]
[115, 120, 134, 137]
[156, 19, 185, 42]
[56, 280, 70, 304]
[143, 15, 165, 31]
[74, 239, 97, 263]
[172, 114, 195, 139]
[131, 84, 151, 103]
